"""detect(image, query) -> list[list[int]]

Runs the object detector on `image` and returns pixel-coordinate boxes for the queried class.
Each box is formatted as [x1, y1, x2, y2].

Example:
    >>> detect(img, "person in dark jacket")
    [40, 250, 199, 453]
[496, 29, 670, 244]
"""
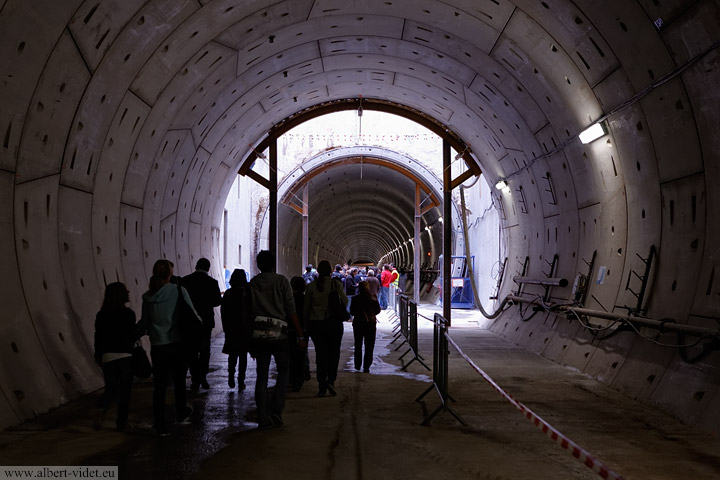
[221, 269, 251, 390]
[289, 276, 308, 391]
[182, 258, 222, 390]
[349, 281, 381, 373]
[93, 282, 137, 431]
[304, 260, 348, 396]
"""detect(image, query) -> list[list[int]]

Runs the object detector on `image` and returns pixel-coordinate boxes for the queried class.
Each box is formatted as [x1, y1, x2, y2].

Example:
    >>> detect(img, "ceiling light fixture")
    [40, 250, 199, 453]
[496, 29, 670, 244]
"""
[578, 121, 607, 144]
[495, 180, 508, 190]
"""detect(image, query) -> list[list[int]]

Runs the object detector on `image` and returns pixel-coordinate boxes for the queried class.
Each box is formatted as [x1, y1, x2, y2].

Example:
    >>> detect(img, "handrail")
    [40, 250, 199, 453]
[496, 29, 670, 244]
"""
[507, 295, 720, 338]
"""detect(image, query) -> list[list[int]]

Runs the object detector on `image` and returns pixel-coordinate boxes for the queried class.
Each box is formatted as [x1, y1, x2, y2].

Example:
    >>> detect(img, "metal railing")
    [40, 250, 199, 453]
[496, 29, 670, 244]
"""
[392, 295, 430, 371]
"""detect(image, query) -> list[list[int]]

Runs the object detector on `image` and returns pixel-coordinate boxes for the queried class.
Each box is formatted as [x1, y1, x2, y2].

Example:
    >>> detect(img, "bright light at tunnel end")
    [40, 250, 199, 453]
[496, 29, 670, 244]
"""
[578, 122, 607, 144]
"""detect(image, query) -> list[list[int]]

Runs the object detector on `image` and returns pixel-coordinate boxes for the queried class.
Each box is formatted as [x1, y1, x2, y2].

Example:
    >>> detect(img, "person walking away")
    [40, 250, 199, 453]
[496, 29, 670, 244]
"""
[345, 267, 359, 312]
[389, 263, 400, 309]
[379, 265, 393, 310]
[304, 260, 348, 396]
[332, 264, 346, 289]
[289, 276, 309, 391]
[249, 251, 306, 428]
[221, 269, 251, 390]
[302, 264, 317, 284]
[182, 258, 222, 391]
[365, 269, 381, 299]
[93, 282, 137, 431]
[141, 259, 201, 436]
[350, 281, 381, 373]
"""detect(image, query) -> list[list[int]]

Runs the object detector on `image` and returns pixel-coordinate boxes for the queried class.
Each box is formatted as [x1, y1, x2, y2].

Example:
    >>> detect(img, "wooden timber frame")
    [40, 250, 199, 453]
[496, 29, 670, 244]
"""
[238, 98, 482, 326]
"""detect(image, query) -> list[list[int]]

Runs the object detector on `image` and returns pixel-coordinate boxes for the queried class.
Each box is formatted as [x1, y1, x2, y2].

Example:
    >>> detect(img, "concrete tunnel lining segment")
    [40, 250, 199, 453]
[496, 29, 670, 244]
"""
[1, 0, 720, 433]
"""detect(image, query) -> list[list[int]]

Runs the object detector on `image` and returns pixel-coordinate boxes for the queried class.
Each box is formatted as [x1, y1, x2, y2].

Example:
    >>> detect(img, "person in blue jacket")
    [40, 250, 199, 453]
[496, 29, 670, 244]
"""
[141, 259, 201, 436]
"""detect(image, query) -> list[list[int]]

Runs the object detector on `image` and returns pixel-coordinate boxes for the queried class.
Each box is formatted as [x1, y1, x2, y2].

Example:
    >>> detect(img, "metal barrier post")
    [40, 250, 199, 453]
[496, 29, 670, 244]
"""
[416, 313, 466, 425]
[400, 300, 430, 370]
[394, 295, 409, 352]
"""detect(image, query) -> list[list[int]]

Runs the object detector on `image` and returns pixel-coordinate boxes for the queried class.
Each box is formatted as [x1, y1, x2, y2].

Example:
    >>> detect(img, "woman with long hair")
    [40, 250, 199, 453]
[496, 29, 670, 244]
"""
[141, 259, 200, 436]
[93, 282, 137, 430]
[303, 260, 348, 396]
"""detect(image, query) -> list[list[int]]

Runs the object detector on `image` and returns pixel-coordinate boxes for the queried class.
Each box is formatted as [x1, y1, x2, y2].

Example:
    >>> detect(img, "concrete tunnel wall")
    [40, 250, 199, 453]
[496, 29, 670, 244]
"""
[1, 0, 720, 433]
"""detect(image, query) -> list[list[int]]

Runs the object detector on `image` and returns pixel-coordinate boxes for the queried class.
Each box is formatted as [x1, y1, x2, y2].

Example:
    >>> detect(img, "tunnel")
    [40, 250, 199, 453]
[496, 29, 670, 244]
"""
[273, 142, 458, 276]
[2, 0, 720, 445]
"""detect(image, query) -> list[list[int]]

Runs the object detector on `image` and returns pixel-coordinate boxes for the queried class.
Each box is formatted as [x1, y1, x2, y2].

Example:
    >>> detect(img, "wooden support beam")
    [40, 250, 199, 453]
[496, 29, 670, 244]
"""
[287, 203, 303, 215]
[451, 169, 475, 190]
[420, 202, 436, 216]
[414, 184, 421, 304]
[443, 139, 452, 327]
[269, 140, 277, 264]
[302, 184, 309, 270]
[246, 169, 270, 190]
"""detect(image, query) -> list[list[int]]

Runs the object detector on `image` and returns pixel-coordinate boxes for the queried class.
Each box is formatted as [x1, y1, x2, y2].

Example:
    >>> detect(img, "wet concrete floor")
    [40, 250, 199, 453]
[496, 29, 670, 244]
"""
[1, 306, 720, 479]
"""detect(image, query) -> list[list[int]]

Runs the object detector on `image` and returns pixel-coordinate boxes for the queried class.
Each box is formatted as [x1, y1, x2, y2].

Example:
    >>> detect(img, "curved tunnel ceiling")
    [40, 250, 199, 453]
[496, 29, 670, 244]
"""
[276, 148, 445, 272]
[2, 0, 720, 430]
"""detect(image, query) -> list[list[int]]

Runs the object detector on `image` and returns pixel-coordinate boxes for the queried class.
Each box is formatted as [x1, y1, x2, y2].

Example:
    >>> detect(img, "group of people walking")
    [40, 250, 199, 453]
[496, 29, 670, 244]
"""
[92, 253, 390, 436]
[94, 258, 218, 435]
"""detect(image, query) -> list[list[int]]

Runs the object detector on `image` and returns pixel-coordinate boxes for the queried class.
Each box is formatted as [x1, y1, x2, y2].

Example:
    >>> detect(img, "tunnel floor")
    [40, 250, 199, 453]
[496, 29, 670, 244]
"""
[1, 307, 720, 480]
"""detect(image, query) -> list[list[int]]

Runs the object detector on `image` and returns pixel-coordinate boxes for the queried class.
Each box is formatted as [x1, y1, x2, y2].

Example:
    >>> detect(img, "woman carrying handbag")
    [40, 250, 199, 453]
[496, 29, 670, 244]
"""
[303, 260, 348, 396]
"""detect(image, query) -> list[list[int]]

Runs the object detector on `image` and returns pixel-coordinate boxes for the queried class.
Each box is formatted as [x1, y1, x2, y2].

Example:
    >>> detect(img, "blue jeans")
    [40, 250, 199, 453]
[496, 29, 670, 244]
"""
[254, 347, 289, 426]
[379, 286, 389, 309]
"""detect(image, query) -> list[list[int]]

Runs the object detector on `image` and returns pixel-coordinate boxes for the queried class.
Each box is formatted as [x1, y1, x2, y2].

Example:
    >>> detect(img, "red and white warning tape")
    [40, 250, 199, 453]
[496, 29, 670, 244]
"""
[444, 333, 625, 480]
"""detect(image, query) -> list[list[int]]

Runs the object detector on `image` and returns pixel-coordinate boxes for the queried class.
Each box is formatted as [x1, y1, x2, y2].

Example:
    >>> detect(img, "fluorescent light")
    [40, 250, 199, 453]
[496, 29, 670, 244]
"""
[579, 122, 607, 144]
[495, 180, 508, 190]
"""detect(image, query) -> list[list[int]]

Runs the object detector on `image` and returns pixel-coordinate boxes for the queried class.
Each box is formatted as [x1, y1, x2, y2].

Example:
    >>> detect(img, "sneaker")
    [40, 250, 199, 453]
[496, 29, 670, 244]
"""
[363, 368, 370, 373]
[326, 384, 337, 396]
[228, 376, 235, 388]
[177, 406, 193, 425]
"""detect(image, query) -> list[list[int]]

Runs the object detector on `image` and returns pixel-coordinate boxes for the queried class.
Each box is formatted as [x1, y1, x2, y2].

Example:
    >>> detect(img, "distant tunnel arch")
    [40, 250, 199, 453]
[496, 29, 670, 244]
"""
[267, 145, 463, 276]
